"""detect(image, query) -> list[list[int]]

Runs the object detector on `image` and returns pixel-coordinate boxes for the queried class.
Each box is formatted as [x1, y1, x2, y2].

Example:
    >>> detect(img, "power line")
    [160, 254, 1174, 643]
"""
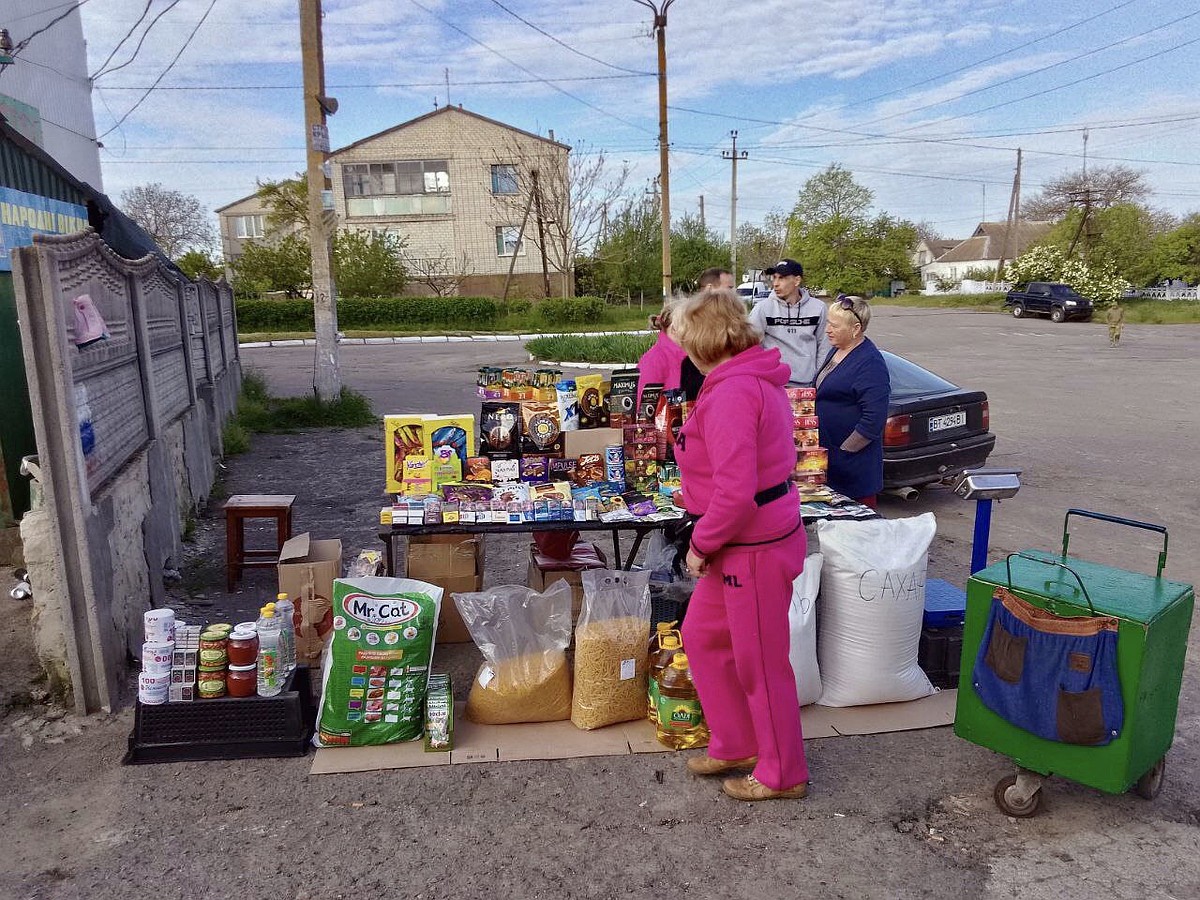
[485, 0, 652, 76]
[92, 0, 187, 82]
[90, 0, 154, 80]
[3, 0, 94, 63]
[404, 0, 653, 136]
[97, 72, 652, 90]
[100, 0, 218, 139]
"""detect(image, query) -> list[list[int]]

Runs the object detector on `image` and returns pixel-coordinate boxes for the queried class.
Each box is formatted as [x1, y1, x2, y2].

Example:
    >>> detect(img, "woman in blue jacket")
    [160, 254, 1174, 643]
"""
[814, 296, 890, 507]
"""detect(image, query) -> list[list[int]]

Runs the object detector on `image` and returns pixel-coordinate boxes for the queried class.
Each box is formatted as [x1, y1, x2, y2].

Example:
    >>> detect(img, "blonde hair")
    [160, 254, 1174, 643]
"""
[831, 294, 872, 330]
[672, 287, 761, 368]
[649, 294, 683, 333]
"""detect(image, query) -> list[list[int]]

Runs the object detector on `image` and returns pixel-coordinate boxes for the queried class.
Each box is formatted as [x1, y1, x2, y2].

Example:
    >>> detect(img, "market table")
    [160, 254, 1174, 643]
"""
[377, 495, 878, 577]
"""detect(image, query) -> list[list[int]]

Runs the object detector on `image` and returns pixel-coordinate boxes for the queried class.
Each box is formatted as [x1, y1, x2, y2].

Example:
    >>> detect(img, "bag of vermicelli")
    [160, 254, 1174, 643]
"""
[454, 581, 574, 724]
[571, 569, 652, 730]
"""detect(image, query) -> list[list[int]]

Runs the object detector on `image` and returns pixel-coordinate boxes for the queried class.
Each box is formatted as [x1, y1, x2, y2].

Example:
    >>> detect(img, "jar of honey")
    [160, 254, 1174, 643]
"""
[227, 630, 258, 667]
[227, 664, 257, 698]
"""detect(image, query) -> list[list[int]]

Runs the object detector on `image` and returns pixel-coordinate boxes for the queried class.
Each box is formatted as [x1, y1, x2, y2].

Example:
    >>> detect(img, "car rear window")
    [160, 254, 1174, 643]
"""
[881, 351, 957, 400]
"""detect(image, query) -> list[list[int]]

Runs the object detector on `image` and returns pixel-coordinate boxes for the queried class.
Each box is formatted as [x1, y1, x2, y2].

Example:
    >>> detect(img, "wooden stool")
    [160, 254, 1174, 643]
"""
[224, 494, 296, 590]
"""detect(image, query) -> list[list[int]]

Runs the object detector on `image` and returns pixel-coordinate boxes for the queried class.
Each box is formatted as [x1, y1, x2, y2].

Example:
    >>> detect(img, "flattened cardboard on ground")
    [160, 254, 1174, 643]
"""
[309, 691, 958, 775]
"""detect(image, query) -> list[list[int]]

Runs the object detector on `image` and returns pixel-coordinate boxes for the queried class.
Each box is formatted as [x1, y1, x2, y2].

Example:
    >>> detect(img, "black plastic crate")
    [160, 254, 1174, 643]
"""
[919, 625, 964, 690]
[124, 666, 317, 764]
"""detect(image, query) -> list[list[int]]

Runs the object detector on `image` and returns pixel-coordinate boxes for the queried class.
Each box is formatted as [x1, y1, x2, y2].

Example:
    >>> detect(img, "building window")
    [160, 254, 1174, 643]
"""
[496, 225, 525, 257]
[343, 159, 451, 217]
[491, 164, 519, 195]
[234, 215, 265, 239]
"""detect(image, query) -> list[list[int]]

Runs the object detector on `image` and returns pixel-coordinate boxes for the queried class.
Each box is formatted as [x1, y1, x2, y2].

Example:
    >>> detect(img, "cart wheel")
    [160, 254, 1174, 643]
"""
[994, 774, 1042, 817]
[1133, 756, 1166, 800]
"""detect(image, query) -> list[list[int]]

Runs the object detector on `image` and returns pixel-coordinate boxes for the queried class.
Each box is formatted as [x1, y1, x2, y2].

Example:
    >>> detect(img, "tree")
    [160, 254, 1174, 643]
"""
[1021, 165, 1150, 221]
[1037, 202, 1175, 287]
[915, 221, 944, 243]
[793, 164, 873, 223]
[256, 175, 309, 235]
[591, 194, 661, 301]
[670, 214, 730, 291]
[401, 248, 474, 298]
[1150, 213, 1200, 285]
[120, 183, 216, 259]
[784, 167, 917, 294]
[176, 250, 224, 281]
[230, 235, 312, 298]
[736, 210, 789, 278]
[1004, 245, 1130, 305]
[493, 138, 631, 296]
[333, 230, 407, 297]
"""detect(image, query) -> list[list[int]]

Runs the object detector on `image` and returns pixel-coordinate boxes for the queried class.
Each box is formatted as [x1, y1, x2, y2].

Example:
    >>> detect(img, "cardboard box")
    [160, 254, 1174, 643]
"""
[405, 535, 484, 644]
[563, 427, 622, 459]
[278, 534, 342, 669]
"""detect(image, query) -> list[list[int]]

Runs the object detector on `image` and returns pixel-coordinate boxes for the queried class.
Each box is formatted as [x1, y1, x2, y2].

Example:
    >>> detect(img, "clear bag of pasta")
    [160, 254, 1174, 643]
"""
[454, 581, 574, 724]
[571, 569, 653, 730]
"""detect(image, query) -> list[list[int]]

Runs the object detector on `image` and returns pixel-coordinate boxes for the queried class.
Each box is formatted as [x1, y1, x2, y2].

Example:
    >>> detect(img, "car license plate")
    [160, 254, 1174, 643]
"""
[928, 411, 966, 433]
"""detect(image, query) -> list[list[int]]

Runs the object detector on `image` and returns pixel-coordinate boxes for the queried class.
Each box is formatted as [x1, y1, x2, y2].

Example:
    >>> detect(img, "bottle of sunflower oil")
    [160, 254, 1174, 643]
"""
[647, 633, 682, 722]
[655, 652, 709, 750]
[647, 620, 679, 662]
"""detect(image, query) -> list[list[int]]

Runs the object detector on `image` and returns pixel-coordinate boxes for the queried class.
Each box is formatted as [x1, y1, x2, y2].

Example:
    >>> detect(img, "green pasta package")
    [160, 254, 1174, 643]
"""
[315, 576, 443, 747]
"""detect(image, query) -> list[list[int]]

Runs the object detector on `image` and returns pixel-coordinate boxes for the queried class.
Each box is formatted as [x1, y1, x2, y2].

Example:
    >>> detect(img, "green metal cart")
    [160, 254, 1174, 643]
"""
[955, 509, 1194, 817]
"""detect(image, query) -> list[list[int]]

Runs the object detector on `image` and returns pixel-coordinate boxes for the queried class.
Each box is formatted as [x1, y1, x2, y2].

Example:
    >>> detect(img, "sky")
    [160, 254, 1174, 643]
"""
[52, 0, 1200, 245]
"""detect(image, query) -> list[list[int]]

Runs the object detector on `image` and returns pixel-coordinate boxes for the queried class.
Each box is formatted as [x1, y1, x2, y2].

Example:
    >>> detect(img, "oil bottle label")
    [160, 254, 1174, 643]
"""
[657, 694, 702, 730]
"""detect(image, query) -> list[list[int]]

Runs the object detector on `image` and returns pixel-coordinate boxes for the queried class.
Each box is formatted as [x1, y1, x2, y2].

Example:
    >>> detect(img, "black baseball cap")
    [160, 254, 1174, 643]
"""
[764, 258, 804, 277]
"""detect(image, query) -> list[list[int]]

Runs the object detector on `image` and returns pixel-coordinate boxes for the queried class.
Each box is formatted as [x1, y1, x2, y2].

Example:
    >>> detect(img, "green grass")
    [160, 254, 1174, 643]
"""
[1120, 298, 1200, 324]
[224, 370, 376, 453]
[526, 333, 654, 365]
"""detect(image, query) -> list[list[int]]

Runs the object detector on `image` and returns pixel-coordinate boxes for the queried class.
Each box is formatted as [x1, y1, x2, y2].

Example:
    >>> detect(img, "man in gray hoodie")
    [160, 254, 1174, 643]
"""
[747, 258, 832, 386]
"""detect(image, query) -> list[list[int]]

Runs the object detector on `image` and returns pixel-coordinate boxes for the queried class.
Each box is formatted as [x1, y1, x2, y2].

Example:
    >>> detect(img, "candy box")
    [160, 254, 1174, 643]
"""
[426, 415, 475, 468]
[609, 370, 640, 428]
[385, 415, 431, 493]
[794, 429, 821, 450]
[795, 447, 829, 473]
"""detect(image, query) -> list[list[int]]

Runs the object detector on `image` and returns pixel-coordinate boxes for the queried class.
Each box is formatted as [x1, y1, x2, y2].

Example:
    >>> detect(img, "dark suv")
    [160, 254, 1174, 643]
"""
[1004, 282, 1094, 323]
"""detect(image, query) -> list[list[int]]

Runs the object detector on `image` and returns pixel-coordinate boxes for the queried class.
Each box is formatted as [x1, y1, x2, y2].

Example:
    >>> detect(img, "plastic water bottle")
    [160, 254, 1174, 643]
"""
[256, 605, 283, 697]
[274, 592, 296, 674]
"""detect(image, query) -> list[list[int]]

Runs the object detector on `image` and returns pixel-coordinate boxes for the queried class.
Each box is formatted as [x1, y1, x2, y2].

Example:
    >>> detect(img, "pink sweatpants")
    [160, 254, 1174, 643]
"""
[681, 527, 809, 790]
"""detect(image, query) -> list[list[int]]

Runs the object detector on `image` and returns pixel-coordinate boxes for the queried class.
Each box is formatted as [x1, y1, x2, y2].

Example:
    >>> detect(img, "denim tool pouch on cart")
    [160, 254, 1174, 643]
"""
[973, 586, 1123, 746]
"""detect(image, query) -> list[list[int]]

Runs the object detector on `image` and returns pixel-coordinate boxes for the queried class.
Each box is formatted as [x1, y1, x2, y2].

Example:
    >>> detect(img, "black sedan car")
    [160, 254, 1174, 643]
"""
[880, 351, 995, 490]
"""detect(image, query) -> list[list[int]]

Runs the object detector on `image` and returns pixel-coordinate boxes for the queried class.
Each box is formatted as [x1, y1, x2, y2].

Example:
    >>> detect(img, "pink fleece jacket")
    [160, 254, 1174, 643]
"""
[675, 345, 798, 557]
[636, 331, 687, 407]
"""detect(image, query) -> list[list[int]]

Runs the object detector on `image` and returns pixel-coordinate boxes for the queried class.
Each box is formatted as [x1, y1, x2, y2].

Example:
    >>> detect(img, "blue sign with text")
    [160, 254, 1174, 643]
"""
[0, 186, 89, 271]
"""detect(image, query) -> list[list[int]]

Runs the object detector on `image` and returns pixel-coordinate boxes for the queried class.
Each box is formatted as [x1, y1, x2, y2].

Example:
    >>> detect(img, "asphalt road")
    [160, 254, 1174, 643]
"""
[3, 307, 1198, 900]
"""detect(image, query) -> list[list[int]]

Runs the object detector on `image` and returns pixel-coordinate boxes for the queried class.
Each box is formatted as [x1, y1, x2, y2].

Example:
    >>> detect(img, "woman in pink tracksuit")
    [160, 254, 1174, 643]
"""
[671, 287, 810, 802]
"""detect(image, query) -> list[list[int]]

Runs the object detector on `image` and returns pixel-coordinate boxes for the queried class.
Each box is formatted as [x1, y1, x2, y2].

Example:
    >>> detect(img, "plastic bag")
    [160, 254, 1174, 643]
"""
[571, 569, 652, 730]
[454, 581, 574, 724]
[788, 552, 823, 707]
[315, 576, 441, 747]
[815, 515, 937, 707]
[643, 530, 678, 584]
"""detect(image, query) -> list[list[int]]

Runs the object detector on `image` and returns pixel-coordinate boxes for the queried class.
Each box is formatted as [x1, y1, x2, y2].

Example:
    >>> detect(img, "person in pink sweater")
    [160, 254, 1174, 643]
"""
[671, 287, 810, 802]
[636, 299, 688, 409]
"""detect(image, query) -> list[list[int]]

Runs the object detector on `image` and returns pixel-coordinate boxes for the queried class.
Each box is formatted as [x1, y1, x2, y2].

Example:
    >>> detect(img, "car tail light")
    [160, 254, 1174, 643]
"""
[981, 400, 990, 431]
[884, 414, 911, 447]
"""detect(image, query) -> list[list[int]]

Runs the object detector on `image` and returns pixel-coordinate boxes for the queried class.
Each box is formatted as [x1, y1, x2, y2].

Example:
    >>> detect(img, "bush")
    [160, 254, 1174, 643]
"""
[526, 333, 654, 364]
[537, 296, 606, 326]
[236, 296, 501, 332]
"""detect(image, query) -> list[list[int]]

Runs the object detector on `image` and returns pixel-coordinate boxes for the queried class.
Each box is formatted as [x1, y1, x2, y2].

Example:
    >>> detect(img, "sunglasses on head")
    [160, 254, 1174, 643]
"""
[835, 294, 864, 326]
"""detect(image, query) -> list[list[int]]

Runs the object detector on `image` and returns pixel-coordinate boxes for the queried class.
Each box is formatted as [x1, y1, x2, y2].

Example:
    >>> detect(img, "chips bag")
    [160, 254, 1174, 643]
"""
[315, 576, 442, 747]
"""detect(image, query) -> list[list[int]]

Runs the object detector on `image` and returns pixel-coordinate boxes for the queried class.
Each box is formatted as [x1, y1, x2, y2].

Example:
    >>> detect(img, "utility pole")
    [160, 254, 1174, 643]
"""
[981, 183, 986, 224]
[698, 194, 705, 231]
[1082, 127, 1089, 180]
[722, 130, 748, 283]
[501, 189, 535, 302]
[532, 169, 552, 298]
[995, 148, 1022, 281]
[634, 0, 675, 299]
[299, 0, 340, 400]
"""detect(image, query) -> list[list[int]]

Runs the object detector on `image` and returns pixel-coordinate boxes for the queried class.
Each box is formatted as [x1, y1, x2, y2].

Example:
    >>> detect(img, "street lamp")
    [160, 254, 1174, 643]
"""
[632, 0, 675, 300]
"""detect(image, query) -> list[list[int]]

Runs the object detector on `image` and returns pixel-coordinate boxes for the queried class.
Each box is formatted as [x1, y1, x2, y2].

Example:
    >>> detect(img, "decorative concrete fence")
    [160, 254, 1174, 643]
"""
[12, 230, 240, 713]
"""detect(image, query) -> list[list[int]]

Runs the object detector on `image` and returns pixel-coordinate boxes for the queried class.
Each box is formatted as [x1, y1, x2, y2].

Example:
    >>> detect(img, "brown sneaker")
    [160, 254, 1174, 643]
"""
[722, 774, 809, 801]
[686, 754, 758, 776]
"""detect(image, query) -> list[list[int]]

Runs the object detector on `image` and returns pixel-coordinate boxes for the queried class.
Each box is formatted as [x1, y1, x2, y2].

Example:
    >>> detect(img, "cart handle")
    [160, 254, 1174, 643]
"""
[1005, 552, 1097, 616]
[1062, 509, 1168, 578]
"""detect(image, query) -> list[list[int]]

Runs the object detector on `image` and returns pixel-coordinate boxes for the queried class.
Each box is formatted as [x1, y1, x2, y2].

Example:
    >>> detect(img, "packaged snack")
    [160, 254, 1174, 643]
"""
[315, 576, 441, 747]
[424, 674, 454, 751]
[432, 445, 462, 488]
[555, 379, 580, 433]
[575, 374, 605, 429]
[491, 458, 520, 483]
[621, 491, 657, 517]
[794, 429, 821, 449]
[427, 415, 475, 469]
[795, 447, 829, 473]
[480, 402, 522, 459]
[441, 483, 493, 503]
[464, 456, 493, 482]
[530, 481, 573, 502]
[521, 401, 564, 456]
[598, 380, 612, 428]
[794, 414, 820, 431]
[402, 456, 433, 496]
[549, 457, 578, 482]
[385, 415, 430, 493]
[786, 386, 817, 416]
[574, 453, 605, 486]
[609, 370, 640, 429]
[493, 481, 530, 504]
[520, 456, 550, 483]
[423, 497, 443, 524]
[639, 383, 663, 425]
[442, 501, 461, 524]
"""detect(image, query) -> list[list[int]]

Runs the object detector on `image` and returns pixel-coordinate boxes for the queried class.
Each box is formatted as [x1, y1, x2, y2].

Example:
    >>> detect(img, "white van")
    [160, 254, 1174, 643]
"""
[737, 281, 771, 302]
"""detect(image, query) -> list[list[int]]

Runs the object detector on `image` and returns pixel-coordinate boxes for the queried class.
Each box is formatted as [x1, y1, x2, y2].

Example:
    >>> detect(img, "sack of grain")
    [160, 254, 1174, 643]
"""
[455, 580, 574, 724]
[571, 569, 652, 730]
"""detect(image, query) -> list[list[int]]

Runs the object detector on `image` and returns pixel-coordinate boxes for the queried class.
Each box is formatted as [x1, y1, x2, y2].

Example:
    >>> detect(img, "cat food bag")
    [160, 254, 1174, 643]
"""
[315, 576, 442, 747]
